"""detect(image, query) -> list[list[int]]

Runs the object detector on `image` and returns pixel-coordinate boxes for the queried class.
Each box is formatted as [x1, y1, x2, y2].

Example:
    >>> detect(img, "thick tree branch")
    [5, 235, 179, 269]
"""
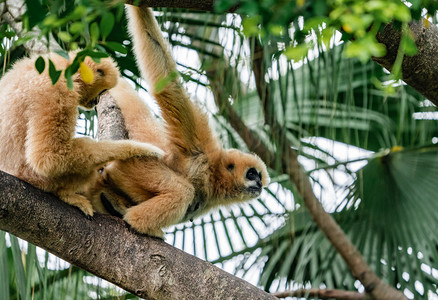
[373, 20, 438, 105]
[0, 169, 277, 300]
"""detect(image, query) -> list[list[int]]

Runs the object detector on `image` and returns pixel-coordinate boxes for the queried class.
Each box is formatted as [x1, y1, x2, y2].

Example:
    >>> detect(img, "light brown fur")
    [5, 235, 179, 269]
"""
[87, 5, 270, 237]
[0, 52, 163, 216]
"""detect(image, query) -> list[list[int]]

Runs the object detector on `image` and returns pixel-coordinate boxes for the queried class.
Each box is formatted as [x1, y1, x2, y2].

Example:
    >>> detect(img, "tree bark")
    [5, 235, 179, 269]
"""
[0, 170, 277, 300]
[96, 91, 129, 141]
[273, 288, 372, 299]
[373, 20, 438, 105]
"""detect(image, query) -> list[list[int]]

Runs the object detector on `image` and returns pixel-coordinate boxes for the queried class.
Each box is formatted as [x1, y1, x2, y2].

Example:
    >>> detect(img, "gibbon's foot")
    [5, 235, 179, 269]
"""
[123, 208, 165, 239]
[58, 192, 94, 217]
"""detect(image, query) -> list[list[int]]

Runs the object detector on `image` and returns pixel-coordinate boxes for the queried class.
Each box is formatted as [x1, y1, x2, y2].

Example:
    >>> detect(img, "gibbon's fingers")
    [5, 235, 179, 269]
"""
[57, 191, 94, 216]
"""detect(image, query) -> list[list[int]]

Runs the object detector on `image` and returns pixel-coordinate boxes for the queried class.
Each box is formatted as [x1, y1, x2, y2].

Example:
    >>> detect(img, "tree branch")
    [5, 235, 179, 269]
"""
[273, 288, 372, 300]
[372, 20, 438, 105]
[0, 169, 277, 300]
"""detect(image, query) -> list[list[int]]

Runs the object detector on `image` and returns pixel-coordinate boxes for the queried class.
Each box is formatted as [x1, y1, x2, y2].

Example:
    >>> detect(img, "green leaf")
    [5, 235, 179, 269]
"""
[104, 41, 128, 54]
[90, 22, 100, 45]
[155, 71, 179, 92]
[54, 50, 70, 60]
[100, 13, 115, 40]
[70, 22, 84, 35]
[57, 31, 72, 42]
[401, 33, 418, 56]
[48, 59, 62, 85]
[284, 44, 311, 61]
[10, 236, 26, 300]
[242, 15, 262, 37]
[24, 0, 46, 28]
[35, 56, 45, 74]
[394, 4, 412, 22]
[0, 232, 9, 300]
[65, 65, 74, 90]
[77, 49, 109, 59]
[69, 5, 87, 20]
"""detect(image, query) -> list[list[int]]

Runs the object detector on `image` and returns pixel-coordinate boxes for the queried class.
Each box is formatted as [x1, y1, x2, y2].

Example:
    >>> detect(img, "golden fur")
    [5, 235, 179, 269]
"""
[87, 5, 270, 237]
[0, 53, 163, 216]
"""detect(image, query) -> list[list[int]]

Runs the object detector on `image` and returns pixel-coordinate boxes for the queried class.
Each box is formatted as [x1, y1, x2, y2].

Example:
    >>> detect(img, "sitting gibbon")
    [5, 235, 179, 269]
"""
[0, 53, 163, 216]
[87, 4, 270, 237]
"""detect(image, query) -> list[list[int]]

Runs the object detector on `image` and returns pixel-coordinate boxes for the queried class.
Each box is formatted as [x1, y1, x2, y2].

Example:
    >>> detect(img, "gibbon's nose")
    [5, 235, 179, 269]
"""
[246, 167, 262, 188]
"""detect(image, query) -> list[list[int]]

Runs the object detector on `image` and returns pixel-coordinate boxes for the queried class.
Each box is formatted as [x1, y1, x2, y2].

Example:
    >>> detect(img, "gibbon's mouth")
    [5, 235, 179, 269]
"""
[100, 193, 123, 218]
[246, 185, 262, 195]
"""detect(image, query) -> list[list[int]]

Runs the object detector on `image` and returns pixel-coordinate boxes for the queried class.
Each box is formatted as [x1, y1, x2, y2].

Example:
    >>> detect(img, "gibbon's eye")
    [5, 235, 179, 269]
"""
[227, 163, 235, 171]
[246, 167, 260, 181]
[97, 69, 105, 76]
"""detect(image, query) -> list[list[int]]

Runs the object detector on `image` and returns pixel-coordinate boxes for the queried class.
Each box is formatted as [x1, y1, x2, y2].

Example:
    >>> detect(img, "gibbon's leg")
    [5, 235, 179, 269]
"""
[123, 184, 194, 238]
[101, 159, 195, 238]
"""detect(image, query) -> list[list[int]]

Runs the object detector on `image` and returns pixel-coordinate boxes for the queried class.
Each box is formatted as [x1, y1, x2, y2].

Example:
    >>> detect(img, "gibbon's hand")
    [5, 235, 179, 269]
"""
[128, 141, 165, 159]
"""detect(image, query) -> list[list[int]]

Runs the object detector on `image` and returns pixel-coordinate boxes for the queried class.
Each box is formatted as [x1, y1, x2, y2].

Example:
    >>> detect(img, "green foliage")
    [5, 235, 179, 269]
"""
[16, 0, 128, 88]
[215, 0, 436, 67]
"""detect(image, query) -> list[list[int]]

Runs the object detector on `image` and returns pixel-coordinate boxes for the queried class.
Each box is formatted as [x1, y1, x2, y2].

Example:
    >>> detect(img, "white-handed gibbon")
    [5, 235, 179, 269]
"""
[0, 53, 164, 216]
[87, 4, 270, 237]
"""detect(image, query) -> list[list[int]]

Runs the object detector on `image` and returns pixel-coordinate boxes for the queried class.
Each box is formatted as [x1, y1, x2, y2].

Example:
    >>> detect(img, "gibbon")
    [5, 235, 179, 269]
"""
[0, 53, 164, 216]
[87, 4, 270, 238]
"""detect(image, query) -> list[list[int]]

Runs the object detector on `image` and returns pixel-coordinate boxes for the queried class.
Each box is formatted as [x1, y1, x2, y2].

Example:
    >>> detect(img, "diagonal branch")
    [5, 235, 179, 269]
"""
[202, 32, 407, 299]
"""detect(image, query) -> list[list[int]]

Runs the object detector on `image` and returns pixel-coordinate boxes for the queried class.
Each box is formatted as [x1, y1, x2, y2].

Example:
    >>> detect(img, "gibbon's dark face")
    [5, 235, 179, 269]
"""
[78, 56, 119, 109]
[214, 149, 270, 203]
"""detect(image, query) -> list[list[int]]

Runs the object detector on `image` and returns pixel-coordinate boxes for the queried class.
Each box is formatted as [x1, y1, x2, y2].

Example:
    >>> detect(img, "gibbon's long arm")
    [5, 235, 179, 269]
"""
[126, 5, 220, 156]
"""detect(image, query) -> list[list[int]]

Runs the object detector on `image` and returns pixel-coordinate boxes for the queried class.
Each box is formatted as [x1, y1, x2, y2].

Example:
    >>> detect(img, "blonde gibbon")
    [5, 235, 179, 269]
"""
[0, 53, 164, 216]
[87, 4, 270, 238]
